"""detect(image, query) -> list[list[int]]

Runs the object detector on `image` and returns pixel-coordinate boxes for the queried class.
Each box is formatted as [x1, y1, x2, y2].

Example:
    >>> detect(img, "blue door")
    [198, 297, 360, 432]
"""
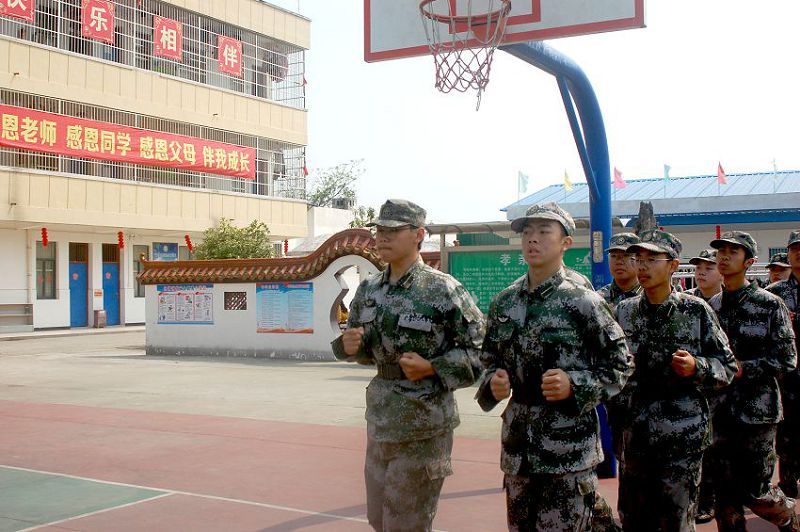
[69, 263, 88, 327]
[103, 263, 120, 326]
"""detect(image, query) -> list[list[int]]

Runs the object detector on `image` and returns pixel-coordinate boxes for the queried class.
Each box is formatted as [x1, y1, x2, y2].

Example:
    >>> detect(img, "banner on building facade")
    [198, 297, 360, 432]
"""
[0, 104, 256, 179]
[217, 35, 243, 78]
[0, 0, 36, 22]
[153, 16, 182, 61]
[256, 282, 314, 334]
[81, 0, 115, 43]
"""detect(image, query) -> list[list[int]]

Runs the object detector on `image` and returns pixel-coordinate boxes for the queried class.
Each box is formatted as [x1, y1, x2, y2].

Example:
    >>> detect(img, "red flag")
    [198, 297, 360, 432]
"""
[302, 75, 307, 86]
[613, 166, 626, 189]
[717, 162, 727, 184]
[302, 164, 308, 177]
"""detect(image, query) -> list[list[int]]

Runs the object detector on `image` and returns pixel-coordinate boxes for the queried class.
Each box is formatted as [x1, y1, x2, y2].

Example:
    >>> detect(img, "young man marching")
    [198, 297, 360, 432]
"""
[614, 229, 736, 531]
[686, 249, 723, 302]
[708, 230, 799, 532]
[332, 199, 484, 532]
[476, 202, 633, 531]
[597, 232, 643, 309]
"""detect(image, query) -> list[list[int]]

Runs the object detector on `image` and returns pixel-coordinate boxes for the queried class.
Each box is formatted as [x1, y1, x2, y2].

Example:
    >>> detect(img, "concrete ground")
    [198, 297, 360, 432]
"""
[0, 329, 776, 531]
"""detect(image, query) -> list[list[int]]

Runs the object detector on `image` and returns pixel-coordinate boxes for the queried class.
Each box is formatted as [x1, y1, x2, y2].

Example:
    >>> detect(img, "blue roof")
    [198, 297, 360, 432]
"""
[504, 170, 800, 211]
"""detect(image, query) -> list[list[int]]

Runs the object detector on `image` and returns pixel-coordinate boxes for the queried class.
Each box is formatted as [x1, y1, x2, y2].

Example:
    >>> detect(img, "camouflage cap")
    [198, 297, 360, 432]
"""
[605, 232, 640, 252]
[788, 229, 800, 248]
[511, 202, 576, 235]
[710, 230, 758, 258]
[689, 248, 717, 266]
[768, 252, 791, 269]
[627, 229, 683, 259]
[366, 199, 426, 228]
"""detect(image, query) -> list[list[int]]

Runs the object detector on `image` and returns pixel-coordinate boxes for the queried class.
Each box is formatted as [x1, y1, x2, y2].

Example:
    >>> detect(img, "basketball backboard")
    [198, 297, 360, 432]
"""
[364, 0, 645, 62]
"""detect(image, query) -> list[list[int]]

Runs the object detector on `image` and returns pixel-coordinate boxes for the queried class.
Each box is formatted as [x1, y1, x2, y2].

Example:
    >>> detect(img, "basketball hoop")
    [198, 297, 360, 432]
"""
[419, 0, 511, 108]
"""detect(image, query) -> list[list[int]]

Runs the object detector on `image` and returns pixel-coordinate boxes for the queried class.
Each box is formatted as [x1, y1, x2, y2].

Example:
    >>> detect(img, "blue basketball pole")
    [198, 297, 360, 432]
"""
[501, 41, 612, 288]
[501, 41, 616, 478]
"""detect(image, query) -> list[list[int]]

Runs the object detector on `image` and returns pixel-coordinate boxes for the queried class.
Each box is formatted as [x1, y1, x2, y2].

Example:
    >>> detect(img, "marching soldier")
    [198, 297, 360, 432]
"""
[708, 231, 799, 532]
[768, 252, 793, 285]
[476, 202, 633, 531]
[685, 249, 723, 302]
[767, 231, 800, 500]
[597, 232, 643, 309]
[614, 229, 736, 531]
[331, 199, 485, 532]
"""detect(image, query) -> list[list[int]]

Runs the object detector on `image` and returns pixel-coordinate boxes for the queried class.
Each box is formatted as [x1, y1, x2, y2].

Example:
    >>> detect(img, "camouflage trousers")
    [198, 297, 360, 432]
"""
[503, 468, 596, 531]
[364, 431, 453, 532]
[712, 422, 797, 531]
[618, 451, 702, 531]
[777, 409, 800, 498]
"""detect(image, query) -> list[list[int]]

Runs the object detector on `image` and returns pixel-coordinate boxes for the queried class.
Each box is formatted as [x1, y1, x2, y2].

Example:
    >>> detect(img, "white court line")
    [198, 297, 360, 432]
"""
[0, 465, 445, 531]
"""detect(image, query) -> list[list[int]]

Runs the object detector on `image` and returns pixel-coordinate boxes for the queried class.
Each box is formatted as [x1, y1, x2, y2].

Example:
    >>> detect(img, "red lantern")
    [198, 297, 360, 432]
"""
[283, 239, 288, 255]
[117, 231, 124, 249]
[184, 234, 193, 253]
[41, 227, 48, 247]
[715, 225, 721, 239]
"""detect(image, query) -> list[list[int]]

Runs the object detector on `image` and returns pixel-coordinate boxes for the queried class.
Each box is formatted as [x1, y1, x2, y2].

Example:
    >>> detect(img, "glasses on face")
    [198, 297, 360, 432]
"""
[374, 225, 414, 239]
[633, 258, 674, 267]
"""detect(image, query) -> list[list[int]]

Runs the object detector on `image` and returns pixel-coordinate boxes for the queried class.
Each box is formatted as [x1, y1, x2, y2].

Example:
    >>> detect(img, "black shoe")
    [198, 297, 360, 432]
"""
[695, 507, 715, 524]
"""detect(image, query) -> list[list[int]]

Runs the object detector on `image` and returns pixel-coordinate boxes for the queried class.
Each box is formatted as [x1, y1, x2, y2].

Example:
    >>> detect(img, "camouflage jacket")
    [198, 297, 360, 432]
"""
[684, 286, 716, 302]
[767, 274, 800, 412]
[597, 280, 643, 309]
[709, 281, 798, 424]
[475, 268, 633, 475]
[614, 291, 736, 457]
[331, 257, 485, 443]
[565, 267, 594, 289]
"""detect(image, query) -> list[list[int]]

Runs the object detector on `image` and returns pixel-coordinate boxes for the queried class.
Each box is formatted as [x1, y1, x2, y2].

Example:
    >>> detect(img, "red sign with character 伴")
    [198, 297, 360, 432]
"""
[0, 0, 36, 22]
[217, 35, 243, 77]
[153, 16, 182, 61]
[81, 0, 115, 44]
[0, 104, 256, 180]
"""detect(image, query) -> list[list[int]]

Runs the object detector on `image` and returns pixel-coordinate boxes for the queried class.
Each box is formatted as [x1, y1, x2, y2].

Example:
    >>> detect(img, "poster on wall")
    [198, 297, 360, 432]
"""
[157, 284, 213, 324]
[256, 282, 313, 334]
[153, 242, 178, 261]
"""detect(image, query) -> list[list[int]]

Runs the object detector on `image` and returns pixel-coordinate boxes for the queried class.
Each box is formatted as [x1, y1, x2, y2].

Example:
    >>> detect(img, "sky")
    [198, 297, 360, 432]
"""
[270, 1, 800, 224]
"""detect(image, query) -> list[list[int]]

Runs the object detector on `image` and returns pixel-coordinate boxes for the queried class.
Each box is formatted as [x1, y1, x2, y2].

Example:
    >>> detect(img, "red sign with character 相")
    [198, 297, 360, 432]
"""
[0, 104, 256, 179]
[153, 16, 182, 61]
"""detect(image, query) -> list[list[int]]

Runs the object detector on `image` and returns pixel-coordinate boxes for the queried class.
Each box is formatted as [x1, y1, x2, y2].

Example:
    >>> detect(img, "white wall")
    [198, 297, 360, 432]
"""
[145, 255, 379, 360]
[308, 206, 355, 236]
[0, 229, 29, 305]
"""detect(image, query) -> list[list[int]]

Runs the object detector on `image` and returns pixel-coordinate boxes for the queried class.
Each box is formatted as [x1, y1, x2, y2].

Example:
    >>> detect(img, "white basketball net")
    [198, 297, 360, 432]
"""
[419, 0, 511, 108]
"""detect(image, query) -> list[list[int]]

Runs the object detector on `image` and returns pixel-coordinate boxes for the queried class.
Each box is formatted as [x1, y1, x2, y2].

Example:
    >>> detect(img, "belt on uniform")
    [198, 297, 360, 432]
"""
[511, 387, 545, 406]
[377, 362, 405, 380]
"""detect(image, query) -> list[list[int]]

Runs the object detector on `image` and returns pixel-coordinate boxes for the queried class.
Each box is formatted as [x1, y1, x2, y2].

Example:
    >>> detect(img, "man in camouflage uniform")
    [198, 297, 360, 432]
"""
[708, 231, 799, 532]
[613, 230, 737, 531]
[331, 199, 484, 532]
[767, 231, 800, 500]
[768, 252, 793, 285]
[686, 249, 723, 302]
[475, 202, 633, 531]
[597, 232, 643, 309]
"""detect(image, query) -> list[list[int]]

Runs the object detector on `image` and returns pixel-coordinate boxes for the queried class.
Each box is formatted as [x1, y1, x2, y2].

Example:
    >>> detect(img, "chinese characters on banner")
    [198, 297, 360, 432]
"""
[0, 0, 36, 22]
[0, 104, 257, 179]
[218, 35, 243, 77]
[153, 16, 182, 61]
[81, 0, 115, 44]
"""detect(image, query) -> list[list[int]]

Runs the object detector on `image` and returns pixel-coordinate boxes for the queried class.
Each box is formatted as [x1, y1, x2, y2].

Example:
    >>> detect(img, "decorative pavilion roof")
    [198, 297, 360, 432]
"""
[138, 229, 444, 285]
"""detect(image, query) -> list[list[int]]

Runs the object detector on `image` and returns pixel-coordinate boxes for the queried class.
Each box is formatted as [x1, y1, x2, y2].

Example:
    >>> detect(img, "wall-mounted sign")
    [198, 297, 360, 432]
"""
[256, 282, 313, 334]
[152, 242, 178, 262]
[157, 284, 213, 324]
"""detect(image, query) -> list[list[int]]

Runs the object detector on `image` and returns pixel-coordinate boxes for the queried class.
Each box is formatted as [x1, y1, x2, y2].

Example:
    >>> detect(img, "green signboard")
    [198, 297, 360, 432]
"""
[448, 248, 591, 313]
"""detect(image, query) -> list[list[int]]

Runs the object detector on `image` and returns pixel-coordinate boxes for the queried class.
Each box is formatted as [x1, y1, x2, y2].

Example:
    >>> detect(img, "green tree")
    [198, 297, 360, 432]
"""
[306, 159, 363, 207]
[193, 218, 275, 259]
[350, 205, 376, 228]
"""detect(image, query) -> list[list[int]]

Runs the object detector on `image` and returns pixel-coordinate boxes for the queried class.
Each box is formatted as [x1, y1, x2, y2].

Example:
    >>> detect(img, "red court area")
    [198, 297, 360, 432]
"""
[0, 400, 768, 531]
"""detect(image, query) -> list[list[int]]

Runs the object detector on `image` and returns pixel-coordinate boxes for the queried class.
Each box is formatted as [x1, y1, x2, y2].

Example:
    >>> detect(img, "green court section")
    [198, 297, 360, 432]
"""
[0, 466, 165, 532]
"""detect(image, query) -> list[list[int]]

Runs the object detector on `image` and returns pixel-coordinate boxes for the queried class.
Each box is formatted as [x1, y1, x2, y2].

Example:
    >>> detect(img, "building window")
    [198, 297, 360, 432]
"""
[133, 245, 149, 298]
[36, 241, 57, 300]
[769, 247, 788, 258]
[178, 246, 192, 261]
[224, 292, 247, 310]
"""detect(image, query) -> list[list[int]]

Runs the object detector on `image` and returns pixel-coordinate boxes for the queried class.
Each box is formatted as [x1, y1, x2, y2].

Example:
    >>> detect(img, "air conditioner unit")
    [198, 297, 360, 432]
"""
[331, 197, 355, 210]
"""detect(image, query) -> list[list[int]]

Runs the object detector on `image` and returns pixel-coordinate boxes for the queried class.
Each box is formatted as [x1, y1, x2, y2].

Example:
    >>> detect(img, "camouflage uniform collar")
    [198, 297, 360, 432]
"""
[613, 280, 642, 297]
[380, 256, 425, 288]
[721, 279, 757, 304]
[638, 287, 680, 316]
[520, 267, 565, 300]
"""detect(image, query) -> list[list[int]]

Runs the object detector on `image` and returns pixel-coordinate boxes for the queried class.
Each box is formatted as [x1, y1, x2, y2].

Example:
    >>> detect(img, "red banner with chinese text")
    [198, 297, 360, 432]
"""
[81, 0, 115, 44]
[0, 0, 36, 22]
[218, 35, 243, 78]
[0, 104, 256, 179]
[153, 16, 182, 61]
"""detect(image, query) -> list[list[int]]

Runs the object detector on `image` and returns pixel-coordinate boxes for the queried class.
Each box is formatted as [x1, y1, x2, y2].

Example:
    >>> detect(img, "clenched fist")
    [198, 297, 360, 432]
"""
[541, 369, 573, 401]
[342, 326, 364, 356]
[399, 352, 435, 381]
[671, 349, 697, 377]
[491, 369, 511, 401]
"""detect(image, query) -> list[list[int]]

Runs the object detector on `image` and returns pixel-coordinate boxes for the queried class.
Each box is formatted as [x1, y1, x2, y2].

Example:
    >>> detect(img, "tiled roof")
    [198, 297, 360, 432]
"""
[504, 170, 800, 212]
[138, 229, 445, 285]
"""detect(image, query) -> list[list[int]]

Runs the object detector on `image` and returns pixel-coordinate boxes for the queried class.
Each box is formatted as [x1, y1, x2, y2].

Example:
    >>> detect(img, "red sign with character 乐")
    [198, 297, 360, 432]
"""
[81, 0, 115, 44]
[0, 104, 256, 179]
[153, 16, 182, 61]
[0, 0, 36, 22]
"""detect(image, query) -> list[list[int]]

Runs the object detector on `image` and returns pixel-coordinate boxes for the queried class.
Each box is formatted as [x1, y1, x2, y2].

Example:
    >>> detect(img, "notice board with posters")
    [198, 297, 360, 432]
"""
[157, 284, 214, 324]
[448, 248, 591, 313]
[256, 282, 314, 334]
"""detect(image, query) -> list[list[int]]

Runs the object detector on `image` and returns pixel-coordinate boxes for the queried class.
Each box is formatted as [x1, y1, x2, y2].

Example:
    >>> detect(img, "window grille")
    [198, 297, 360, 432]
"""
[0, 0, 306, 110]
[36, 241, 57, 299]
[224, 292, 247, 310]
[0, 88, 306, 200]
